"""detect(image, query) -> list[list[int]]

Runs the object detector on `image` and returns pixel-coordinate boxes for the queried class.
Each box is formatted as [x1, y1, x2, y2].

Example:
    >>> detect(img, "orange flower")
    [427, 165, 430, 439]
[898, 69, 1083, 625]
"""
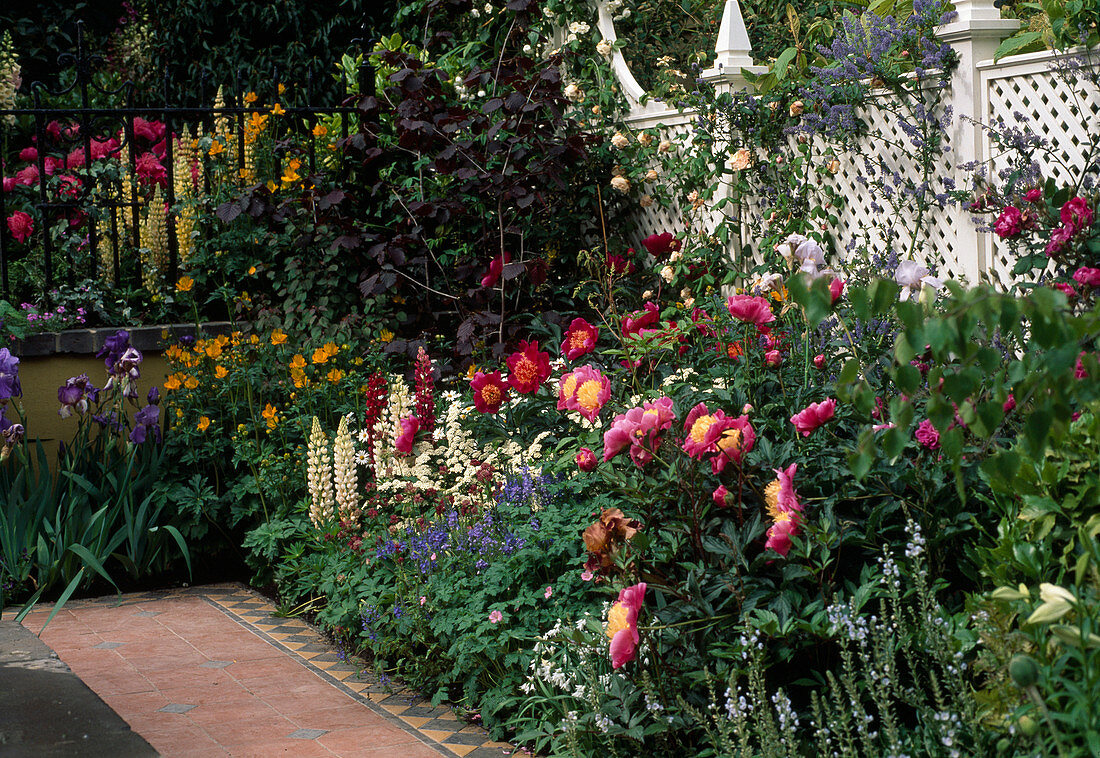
[243, 91, 258, 104]
[271, 103, 286, 116]
[312, 123, 327, 137]
[176, 276, 194, 292]
[277, 83, 287, 95]
[323, 342, 339, 357]
[184, 376, 199, 390]
[290, 368, 307, 388]
[326, 368, 345, 383]
[197, 416, 211, 432]
[164, 374, 182, 391]
[290, 354, 307, 369]
[215, 365, 228, 379]
[204, 342, 223, 360]
[311, 347, 329, 365]
[261, 403, 279, 429]
[271, 329, 288, 346]
[208, 140, 225, 157]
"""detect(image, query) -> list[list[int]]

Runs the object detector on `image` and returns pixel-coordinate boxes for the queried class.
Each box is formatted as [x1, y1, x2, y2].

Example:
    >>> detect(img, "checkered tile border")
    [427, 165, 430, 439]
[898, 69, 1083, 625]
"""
[200, 584, 514, 758]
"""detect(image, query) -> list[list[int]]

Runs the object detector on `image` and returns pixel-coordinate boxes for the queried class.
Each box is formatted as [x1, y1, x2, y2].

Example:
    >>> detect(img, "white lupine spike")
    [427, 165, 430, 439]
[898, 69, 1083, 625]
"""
[333, 415, 359, 523]
[307, 416, 334, 528]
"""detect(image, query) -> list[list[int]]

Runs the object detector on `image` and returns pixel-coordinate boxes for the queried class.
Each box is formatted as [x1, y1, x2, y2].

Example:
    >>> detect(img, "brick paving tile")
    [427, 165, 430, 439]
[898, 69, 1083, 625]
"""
[13, 584, 515, 757]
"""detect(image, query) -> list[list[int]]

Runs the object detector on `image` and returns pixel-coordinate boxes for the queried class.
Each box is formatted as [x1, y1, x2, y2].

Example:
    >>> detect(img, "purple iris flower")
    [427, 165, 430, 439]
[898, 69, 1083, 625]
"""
[97, 330, 131, 372]
[0, 348, 21, 401]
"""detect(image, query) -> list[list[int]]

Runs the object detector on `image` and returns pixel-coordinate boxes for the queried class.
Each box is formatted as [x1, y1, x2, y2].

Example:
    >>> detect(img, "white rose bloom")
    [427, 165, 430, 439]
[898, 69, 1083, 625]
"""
[660, 266, 675, 283]
[596, 40, 612, 56]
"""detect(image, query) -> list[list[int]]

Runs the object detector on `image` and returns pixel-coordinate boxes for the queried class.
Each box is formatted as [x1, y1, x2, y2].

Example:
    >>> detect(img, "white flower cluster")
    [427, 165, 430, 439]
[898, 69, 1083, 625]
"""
[604, 0, 631, 20]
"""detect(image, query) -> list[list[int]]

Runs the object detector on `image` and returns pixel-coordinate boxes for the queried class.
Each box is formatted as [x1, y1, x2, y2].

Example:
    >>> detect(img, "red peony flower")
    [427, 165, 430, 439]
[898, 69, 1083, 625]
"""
[712, 485, 731, 508]
[994, 206, 1024, 238]
[830, 277, 845, 305]
[471, 371, 508, 413]
[135, 152, 167, 187]
[395, 415, 420, 455]
[790, 398, 837, 437]
[1061, 197, 1094, 231]
[6, 211, 34, 243]
[607, 253, 635, 276]
[576, 447, 597, 472]
[641, 232, 679, 258]
[506, 340, 551, 394]
[481, 251, 511, 288]
[915, 418, 940, 450]
[15, 165, 39, 186]
[132, 117, 166, 144]
[1073, 267, 1100, 287]
[18, 146, 37, 163]
[562, 317, 599, 361]
[621, 301, 660, 337]
[726, 294, 776, 328]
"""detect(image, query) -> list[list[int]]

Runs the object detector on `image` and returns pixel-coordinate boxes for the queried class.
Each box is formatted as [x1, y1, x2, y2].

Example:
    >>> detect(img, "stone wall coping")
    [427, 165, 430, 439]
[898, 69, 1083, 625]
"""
[9, 322, 237, 358]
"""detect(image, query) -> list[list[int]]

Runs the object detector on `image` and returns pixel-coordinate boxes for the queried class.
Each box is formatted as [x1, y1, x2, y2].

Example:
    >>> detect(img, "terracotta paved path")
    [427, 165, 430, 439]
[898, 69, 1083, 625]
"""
[9, 584, 512, 758]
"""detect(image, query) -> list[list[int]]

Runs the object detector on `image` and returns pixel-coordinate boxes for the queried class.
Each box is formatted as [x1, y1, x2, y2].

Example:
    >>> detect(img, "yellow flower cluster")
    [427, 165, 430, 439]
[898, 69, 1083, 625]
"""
[139, 185, 168, 293]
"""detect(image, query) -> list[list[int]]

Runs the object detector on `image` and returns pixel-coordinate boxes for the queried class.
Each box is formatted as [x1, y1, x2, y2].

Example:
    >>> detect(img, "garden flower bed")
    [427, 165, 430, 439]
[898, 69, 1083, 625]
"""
[2, 0, 1100, 754]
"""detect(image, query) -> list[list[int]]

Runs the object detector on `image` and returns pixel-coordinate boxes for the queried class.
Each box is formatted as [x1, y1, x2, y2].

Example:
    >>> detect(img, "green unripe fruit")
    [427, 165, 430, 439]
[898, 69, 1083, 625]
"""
[1009, 654, 1040, 688]
[1017, 714, 1039, 737]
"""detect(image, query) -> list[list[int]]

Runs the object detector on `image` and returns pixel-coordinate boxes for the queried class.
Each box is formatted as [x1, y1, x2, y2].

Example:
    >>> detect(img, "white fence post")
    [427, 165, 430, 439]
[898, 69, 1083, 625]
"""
[937, 0, 1019, 283]
[699, 0, 766, 266]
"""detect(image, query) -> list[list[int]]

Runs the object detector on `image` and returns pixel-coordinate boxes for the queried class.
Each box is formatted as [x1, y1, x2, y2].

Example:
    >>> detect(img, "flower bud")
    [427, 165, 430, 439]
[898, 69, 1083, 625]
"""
[576, 447, 597, 472]
[1008, 654, 1040, 688]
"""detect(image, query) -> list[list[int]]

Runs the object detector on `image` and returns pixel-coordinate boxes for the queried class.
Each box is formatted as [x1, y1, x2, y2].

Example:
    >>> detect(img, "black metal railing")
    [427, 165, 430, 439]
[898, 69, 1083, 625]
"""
[0, 22, 373, 305]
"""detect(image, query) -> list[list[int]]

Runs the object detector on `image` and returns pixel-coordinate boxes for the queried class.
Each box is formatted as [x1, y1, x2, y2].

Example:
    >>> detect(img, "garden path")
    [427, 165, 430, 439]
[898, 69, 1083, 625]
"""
[10, 583, 513, 758]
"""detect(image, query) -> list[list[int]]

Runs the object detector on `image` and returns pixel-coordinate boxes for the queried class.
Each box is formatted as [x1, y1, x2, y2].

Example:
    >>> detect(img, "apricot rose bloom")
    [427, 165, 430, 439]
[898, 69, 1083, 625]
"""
[471, 371, 508, 413]
[790, 398, 836, 437]
[506, 340, 551, 394]
[606, 582, 647, 669]
[562, 317, 599, 361]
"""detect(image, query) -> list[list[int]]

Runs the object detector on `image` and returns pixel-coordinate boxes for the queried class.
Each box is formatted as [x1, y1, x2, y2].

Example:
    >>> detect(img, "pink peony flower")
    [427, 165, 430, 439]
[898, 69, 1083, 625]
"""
[790, 398, 837, 437]
[726, 294, 776, 328]
[765, 516, 800, 557]
[711, 415, 755, 474]
[1003, 393, 1016, 413]
[993, 206, 1024, 238]
[1, 176, 13, 193]
[1053, 282, 1077, 298]
[576, 447, 597, 472]
[132, 117, 166, 144]
[712, 484, 731, 508]
[481, 251, 511, 288]
[1025, 188, 1043, 203]
[1073, 267, 1100, 287]
[566, 365, 611, 421]
[682, 403, 736, 460]
[395, 415, 420, 455]
[506, 340, 551, 394]
[915, 418, 940, 450]
[470, 371, 508, 413]
[557, 369, 579, 411]
[6, 211, 33, 243]
[606, 582, 646, 669]
[1061, 197, 1094, 231]
[15, 165, 39, 186]
[18, 146, 37, 163]
[813, 354, 826, 370]
[602, 397, 676, 467]
[561, 317, 599, 361]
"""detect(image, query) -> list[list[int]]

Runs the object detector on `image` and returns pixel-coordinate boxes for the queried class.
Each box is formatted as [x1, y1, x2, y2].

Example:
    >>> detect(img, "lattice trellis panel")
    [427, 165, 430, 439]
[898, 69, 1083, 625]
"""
[984, 62, 1100, 289]
[622, 110, 697, 253]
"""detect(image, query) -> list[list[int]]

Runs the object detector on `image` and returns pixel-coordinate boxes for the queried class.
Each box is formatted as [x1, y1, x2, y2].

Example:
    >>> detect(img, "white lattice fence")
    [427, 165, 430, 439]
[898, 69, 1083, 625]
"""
[603, 0, 1098, 289]
[981, 50, 1100, 288]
